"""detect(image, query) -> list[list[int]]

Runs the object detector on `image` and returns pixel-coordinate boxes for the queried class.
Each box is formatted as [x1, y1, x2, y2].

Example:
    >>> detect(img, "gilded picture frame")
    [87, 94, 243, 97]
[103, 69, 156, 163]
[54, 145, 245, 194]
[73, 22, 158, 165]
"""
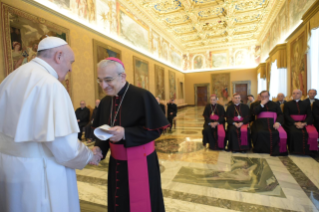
[133, 56, 149, 90]
[1, 3, 72, 98]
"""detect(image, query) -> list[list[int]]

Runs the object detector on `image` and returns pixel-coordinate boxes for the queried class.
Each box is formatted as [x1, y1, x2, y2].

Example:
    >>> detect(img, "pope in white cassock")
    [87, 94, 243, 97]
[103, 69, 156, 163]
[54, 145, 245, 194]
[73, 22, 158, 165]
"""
[0, 37, 102, 212]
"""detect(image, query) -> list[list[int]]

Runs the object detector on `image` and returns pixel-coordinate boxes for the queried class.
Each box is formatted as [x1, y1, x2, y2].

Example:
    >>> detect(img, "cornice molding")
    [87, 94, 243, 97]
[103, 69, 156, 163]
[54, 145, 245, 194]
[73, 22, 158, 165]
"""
[268, 43, 287, 57]
[302, 0, 319, 23]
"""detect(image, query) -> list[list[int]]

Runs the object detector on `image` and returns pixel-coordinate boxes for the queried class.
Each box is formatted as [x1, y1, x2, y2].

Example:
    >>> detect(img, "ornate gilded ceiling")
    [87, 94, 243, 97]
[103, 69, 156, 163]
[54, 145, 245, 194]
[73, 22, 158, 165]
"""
[120, 0, 279, 52]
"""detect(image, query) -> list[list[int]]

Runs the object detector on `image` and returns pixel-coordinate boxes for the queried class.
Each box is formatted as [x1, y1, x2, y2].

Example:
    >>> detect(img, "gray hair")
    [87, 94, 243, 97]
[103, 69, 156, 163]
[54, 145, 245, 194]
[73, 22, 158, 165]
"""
[97, 60, 125, 74]
[37, 49, 54, 58]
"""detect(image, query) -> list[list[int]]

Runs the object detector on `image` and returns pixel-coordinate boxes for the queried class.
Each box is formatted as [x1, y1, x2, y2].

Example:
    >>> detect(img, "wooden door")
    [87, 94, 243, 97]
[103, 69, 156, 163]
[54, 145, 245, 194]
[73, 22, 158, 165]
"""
[235, 84, 248, 104]
[197, 86, 208, 106]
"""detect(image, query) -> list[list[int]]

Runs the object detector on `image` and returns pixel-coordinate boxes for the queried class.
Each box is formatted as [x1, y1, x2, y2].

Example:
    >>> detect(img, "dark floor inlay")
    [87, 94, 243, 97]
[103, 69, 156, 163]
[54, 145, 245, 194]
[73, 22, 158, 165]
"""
[80, 200, 107, 212]
[279, 156, 319, 210]
[162, 189, 296, 212]
[77, 175, 107, 186]
[173, 156, 285, 197]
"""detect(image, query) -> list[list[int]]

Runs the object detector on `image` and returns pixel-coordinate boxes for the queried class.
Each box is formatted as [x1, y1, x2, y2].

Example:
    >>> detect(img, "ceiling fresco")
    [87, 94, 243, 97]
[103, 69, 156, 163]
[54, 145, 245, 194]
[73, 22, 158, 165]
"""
[124, 0, 278, 52]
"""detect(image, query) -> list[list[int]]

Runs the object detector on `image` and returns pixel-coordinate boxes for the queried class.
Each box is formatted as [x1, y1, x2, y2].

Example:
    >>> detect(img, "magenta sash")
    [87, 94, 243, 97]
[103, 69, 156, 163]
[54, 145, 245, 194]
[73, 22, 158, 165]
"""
[290, 115, 319, 151]
[233, 116, 248, 146]
[110, 141, 155, 212]
[257, 112, 287, 153]
[210, 115, 225, 148]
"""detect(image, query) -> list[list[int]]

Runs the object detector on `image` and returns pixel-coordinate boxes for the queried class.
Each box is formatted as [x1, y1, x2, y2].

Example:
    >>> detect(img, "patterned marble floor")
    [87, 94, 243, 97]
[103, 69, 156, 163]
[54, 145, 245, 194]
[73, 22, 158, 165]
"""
[78, 106, 319, 212]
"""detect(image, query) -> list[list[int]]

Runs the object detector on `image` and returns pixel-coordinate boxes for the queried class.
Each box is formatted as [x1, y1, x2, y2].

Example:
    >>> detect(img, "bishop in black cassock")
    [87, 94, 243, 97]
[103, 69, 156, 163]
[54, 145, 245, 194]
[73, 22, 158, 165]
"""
[284, 89, 318, 155]
[226, 94, 251, 152]
[92, 58, 169, 212]
[251, 91, 288, 156]
[202, 94, 225, 150]
[75, 101, 90, 140]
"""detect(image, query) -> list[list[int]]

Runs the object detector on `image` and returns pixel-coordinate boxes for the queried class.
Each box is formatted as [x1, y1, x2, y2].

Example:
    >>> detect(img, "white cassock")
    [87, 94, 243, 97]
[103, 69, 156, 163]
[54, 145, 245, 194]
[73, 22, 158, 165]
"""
[0, 57, 93, 212]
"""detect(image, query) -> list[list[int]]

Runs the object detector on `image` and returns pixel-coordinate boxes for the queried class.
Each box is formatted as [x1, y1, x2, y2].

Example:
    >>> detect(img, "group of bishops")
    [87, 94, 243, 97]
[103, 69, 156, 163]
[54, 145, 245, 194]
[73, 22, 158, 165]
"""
[203, 89, 319, 156]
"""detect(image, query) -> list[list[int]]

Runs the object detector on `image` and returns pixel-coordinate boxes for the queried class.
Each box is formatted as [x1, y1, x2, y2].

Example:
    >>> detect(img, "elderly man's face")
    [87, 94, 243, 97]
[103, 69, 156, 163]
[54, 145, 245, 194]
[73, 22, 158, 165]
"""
[292, 90, 302, 100]
[248, 96, 254, 101]
[210, 96, 217, 105]
[232, 95, 241, 105]
[277, 94, 284, 101]
[97, 63, 126, 96]
[80, 101, 86, 109]
[57, 45, 75, 82]
[260, 92, 269, 101]
[308, 90, 317, 99]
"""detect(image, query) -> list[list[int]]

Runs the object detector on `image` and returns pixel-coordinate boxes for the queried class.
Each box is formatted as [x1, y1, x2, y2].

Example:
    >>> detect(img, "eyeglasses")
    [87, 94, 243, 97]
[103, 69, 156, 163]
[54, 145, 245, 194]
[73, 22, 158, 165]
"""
[97, 73, 122, 84]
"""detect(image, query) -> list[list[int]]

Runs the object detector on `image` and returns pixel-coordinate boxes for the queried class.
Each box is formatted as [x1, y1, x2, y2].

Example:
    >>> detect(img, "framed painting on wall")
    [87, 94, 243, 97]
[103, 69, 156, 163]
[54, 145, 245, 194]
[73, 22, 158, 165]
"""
[154, 64, 165, 100]
[1, 4, 72, 98]
[211, 73, 230, 101]
[133, 56, 149, 90]
[168, 70, 176, 99]
[290, 32, 307, 97]
[93, 39, 121, 99]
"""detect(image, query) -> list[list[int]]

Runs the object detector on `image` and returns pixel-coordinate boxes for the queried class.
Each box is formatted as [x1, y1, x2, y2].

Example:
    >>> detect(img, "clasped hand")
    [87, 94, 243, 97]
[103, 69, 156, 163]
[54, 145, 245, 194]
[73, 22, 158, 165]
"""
[107, 126, 125, 142]
[210, 122, 219, 128]
[295, 122, 306, 129]
[273, 122, 281, 130]
[234, 122, 243, 128]
[88, 146, 103, 166]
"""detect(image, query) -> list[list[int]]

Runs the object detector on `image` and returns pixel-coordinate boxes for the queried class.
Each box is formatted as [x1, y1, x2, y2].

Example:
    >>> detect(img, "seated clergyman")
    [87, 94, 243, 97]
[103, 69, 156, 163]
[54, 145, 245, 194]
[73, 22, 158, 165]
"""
[202, 94, 226, 150]
[226, 93, 251, 152]
[251, 90, 288, 156]
[283, 89, 318, 155]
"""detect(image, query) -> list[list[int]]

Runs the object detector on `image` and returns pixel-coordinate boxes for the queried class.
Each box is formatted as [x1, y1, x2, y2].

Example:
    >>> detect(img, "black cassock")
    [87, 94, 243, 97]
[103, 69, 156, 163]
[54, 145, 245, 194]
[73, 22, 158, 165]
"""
[93, 82, 169, 212]
[313, 101, 319, 133]
[251, 101, 287, 156]
[75, 106, 90, 140]
[249, 101, 260, 123]
[226, 103, 251, 152]
[159, 103, 165, 115]
[202, 103, 225, 150]
[284, 100, 314, 155]
[84, 107, 98, 140]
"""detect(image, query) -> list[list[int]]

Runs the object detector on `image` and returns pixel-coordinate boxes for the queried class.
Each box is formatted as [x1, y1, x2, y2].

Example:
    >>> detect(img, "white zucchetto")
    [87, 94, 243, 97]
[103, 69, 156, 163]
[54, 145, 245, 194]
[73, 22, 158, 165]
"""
[37, 36, 68, 51]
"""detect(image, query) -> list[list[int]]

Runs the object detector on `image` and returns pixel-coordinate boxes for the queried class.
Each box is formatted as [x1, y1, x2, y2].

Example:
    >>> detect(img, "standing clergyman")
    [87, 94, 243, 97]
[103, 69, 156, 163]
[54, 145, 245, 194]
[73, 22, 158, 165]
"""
[92, 58, 169, 212]
[0, 37, 102, 212]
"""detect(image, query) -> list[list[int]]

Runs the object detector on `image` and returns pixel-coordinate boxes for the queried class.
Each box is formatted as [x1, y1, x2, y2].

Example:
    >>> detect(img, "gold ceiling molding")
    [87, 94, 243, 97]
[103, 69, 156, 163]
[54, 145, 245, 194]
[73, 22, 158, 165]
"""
[233, 25, 258, 35]
[234, 0, 269, 14]
[191, 0, 225, 8]
[256, 62, 266, 78]
[233, 13, 262, 25]
[201, 21, 227, 31]
[257, 0, 285, 42]
[302, 0, 319, 29]
[121, 0, 279, 52]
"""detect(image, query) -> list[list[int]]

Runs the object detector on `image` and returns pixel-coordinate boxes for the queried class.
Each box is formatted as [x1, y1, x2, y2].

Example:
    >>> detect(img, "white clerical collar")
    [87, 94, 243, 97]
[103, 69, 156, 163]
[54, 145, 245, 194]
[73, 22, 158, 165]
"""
[235, 103, 240, 106]
[295, 99, 300, 102]
[32, 57, 58, 79]
[310, 98, 315, 103]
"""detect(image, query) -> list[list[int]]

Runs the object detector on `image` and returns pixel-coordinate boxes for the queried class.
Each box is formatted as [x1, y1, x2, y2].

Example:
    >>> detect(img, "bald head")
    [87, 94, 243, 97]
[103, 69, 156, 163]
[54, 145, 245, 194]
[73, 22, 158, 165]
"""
[80, 100, 86, 109]
[37, 45, 75, 82]
[292, 89, 302, 100]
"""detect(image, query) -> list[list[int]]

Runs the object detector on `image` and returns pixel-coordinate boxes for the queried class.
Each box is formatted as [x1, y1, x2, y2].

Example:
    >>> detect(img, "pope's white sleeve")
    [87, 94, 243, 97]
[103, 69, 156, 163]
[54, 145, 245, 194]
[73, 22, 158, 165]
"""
[44, 133, 93, 169]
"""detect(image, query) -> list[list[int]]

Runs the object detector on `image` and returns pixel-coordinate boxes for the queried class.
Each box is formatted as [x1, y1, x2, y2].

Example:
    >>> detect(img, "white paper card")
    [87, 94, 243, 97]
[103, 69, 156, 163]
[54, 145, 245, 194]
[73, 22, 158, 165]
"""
[94, 124, 113, 141]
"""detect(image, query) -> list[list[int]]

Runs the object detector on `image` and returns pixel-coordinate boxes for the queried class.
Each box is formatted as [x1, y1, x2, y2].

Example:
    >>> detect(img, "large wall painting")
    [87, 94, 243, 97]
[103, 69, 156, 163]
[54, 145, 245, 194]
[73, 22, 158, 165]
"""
[154, 65, 165, 100]
[233, 49, 248, 66]
[211, 52, 228, 68]
[170, 48, 182, 68]
[118, 5, 149, 51]
[133, 57, 149, 90]
[161, 39, 169, 61]
[168, 70, 176, 99]
[70, 0, 96, 23]
[290, 32, 307, 96]
[93, 39, 121, 99]
[211, 73, 230, 101]
[96, 0, 117, 32]
[193, 54, 205, 69]
[151, 31, 160, 58]
[1, 4, 72, 97]
[261, 32, 270, 62]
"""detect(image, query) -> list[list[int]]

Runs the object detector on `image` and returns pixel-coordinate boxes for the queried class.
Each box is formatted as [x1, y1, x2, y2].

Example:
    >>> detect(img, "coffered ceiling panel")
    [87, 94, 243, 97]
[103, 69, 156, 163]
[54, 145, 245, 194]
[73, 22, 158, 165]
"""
[120, 0, 278, 52]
